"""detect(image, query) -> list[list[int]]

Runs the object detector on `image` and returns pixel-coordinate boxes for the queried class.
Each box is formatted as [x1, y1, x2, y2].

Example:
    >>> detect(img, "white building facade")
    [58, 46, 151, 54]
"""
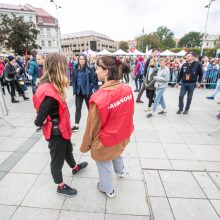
[202, 34, 220, 49]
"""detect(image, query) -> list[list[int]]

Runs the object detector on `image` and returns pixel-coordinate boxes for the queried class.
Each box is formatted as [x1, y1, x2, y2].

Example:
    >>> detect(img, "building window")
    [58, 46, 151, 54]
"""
[40, 28, 44, 35]
[206, 42, 209, 46]
[47, 28, 51, 37]
[41, 40, 45, 47]
[48, 41, 52, 47]
[29, 16, 32, 22]
[38, 17, 43, 23]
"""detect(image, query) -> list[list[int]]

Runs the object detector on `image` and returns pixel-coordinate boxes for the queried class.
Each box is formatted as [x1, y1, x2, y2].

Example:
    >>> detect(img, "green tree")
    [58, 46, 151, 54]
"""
[178, 32, 203, 48]
[135, 33, 160, 52]
[155, 26, 176, 50]
[0, 13, 40, 55]
[119, 41, 129, 52]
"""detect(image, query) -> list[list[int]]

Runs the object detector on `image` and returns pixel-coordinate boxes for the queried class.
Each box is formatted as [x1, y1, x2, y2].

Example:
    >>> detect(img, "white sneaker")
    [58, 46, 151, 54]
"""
[144, 107, 151, 112]
[97, 182, 115, 198]
[117, 172, 125, 178]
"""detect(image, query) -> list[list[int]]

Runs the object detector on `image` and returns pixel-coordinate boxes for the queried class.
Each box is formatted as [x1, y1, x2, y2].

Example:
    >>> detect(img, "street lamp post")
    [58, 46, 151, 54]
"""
[200, 0, 215, 56]
[141, 27, 144, 52]
[50, 0, 62, 53]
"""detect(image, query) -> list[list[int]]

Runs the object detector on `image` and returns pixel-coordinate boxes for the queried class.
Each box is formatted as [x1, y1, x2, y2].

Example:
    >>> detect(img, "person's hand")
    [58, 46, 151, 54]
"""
[196, 83, 201, 88]
[175, 83, 179, 88]
[36, 78, 40, 86]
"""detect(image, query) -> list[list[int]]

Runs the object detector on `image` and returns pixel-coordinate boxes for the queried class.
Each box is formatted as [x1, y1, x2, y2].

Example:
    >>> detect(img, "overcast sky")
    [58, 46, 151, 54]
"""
[2, 0, 220, 41]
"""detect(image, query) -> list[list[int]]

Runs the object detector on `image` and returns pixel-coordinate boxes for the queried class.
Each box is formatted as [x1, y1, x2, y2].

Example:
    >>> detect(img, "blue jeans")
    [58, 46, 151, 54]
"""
[153, 87, 166, 112]
[179, 82, 196, 111]
[210, 79, 220, 97]
[134, 74, 143, 90]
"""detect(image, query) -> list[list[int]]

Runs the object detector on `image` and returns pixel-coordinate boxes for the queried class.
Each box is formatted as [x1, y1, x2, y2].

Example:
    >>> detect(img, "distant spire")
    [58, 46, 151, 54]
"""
[142, 27, 144, 34]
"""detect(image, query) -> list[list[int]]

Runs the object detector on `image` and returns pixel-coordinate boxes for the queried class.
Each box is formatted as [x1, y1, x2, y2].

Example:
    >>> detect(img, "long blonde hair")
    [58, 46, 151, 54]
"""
[40, 53, 69, 100]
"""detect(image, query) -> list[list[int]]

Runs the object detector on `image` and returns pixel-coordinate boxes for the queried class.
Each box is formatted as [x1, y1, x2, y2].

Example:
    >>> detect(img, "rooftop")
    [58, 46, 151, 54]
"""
[0, 3, 35, 13]
[24, 4, 54, 18]
[62, 30, 113, 41]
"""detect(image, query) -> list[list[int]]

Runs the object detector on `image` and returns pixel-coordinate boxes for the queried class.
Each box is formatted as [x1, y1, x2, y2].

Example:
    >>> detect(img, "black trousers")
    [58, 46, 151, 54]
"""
[123, 73, 129, 83]
[48, 135, 76, 184]
[179, 82, 196, 111]
[8, 80, 16, 98]
[0, 77, 10, 94]
[136, 83, 147, 101]
[146, 88, 155, 107]
[75, 93, 90, 124]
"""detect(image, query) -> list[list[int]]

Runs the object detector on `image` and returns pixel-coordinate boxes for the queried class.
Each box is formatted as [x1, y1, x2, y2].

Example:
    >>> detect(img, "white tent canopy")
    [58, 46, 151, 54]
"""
[82, 49, 96, 56]
[175, 50, 187, 57]
[132, 49, 144, 56]
[113, 49, 128, 56]
[96, 49, 112, 56]
[160, 50, 175, 56]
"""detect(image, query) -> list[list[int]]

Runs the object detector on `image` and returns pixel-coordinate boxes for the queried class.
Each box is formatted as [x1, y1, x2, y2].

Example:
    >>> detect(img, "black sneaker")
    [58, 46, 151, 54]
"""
[146, 113, 153, 118]
[176, 109, 182, 114]
[183, 110, 188, 114]
[158, 110, 167, 115]
[57, 184, 77, 197]
[72, 162, 88, 174]
[71, 126, 79, 132]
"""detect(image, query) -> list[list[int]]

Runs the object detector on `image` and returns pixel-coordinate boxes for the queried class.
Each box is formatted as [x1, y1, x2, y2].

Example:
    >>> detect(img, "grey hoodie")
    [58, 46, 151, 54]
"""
[154, 66, 170, 89]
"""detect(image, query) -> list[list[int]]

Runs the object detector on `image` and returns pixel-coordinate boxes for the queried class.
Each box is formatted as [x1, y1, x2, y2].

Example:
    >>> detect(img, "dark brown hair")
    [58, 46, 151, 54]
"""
[96, 56, 130, 80]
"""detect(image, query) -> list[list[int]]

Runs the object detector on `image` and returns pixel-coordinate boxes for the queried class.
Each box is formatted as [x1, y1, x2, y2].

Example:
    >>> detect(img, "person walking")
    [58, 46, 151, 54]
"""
[176, 52, 203, 114]
[28, 49, 39, 94]
[146, 58, 170, 118]
[80, 56, 134, 198]
[134, 56, 145, 92]
[33, 53, 88, 197]
[136, 49, 158, 103]
[72, 53, 99, 132]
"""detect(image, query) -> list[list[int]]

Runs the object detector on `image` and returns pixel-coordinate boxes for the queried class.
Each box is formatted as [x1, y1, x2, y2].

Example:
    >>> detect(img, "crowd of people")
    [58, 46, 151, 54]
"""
[0, 49, 219, 199]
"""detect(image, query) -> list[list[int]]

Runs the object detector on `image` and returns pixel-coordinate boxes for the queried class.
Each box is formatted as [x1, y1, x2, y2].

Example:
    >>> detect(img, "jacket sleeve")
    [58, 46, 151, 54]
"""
[197, 62, 203, 83]
[177, 65, 184, 83]
[154, 68, 169, 82]
[34, 96, 57, 127]
[89, 68, 99, 93]
[80, 103, 101, 153]
[4, 64, 16, 77]
[28, 62, 34, 76]
[134, 63, 140, 76]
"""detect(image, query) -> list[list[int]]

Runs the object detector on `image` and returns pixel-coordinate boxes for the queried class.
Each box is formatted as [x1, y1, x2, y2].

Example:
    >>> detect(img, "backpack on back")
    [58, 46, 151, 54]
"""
[139, 61, 145, 75]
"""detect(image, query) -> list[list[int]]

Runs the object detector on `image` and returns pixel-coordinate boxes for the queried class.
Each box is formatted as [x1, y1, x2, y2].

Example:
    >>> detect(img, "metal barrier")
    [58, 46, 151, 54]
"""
[0, 85, 15, 128]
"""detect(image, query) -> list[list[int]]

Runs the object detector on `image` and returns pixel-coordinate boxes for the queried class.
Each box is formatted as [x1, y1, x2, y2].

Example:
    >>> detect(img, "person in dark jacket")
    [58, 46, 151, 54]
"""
[72, 53, 99, 131]
[4, 56, 29, 103]
[176, 52, 203, 114]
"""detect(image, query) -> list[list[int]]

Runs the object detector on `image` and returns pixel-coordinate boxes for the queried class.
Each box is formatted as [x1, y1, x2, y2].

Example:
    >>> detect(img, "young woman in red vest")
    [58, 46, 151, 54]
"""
[33, 53, 88, 197]
[80, 56, 134, 198]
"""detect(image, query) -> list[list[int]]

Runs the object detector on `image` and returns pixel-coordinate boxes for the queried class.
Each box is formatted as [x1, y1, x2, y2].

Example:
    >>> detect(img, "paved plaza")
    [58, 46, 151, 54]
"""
[0, 84, 220, 220]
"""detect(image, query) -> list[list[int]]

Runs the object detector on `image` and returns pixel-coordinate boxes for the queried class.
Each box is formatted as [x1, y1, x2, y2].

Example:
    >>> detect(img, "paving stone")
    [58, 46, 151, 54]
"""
[163, 143, 196, 160]
[135, 131, 160, 143]
[105, 214, 149, 220]
[63, 177, 106, 213]
[59, 211, 104, 220]
[0, 137, 26, 151]
[202, 162, 220, 172]
[11, 127, 35, 138]
[188, 145, 220, 161]
[170, 160, 204, 171]
[156, 131, 184, 144]
[0, 152, 12, 164]
[193, 172, 220, 199]
[137, 143, 167, 159]
[209, 172, 220, 188]
[11, 207, 59, 220]
[22, 175, 72, 209]
[11, 152, 49, 174]
[179, 133, 210, 145]
[122, 142, 139, 158]
[29, 138, 49, 153]
[210, 200, 220, 216]
[0, 205, 17, 220]
[170, 123, 196, 132]
[143, 170, 166, 197]
[169, 198, 219, 220]
[0, 173, 37, 205]
[106, 180, 149, 215]
[150, 197, 174, 220]
[159, 171, 206, 198]
[140, 159, 173, 170]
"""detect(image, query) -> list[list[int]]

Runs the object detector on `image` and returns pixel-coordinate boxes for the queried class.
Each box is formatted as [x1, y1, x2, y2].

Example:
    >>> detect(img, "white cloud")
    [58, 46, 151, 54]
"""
[2, 0, 220, 40]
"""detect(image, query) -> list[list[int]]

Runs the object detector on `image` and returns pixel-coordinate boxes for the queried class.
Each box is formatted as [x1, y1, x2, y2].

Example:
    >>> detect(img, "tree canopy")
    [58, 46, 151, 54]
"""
[0, 13, 40, 55]
[178, 32, 203, 48]
[119, 41, 129, 52]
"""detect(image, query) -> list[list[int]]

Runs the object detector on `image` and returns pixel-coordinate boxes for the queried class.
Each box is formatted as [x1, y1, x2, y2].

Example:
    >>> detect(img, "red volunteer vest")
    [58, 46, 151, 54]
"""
[89, 84, 134, 147]
[33, 83, 72, 140]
